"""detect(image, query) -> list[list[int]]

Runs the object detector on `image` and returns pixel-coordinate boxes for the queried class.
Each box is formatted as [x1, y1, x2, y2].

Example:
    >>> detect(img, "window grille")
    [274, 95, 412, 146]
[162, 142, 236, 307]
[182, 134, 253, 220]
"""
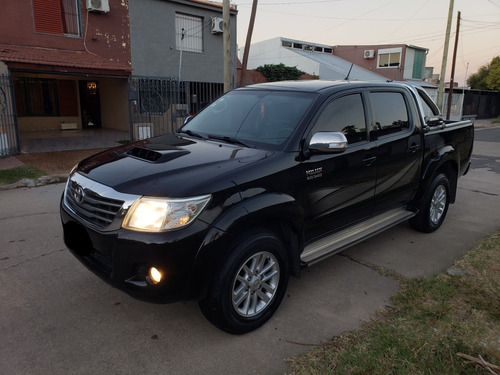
[175, 13, 203, 53]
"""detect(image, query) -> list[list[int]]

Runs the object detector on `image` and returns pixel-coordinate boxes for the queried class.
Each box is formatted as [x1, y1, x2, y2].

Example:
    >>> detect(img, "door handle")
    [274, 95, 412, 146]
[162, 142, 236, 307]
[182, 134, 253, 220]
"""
[409, 143, 421, 153]
[362, 156, 377, 166]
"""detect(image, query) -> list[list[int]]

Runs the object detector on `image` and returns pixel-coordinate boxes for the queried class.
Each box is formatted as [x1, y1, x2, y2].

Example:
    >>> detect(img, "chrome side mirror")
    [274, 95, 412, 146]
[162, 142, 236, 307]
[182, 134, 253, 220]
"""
[309, 132, 348, 154]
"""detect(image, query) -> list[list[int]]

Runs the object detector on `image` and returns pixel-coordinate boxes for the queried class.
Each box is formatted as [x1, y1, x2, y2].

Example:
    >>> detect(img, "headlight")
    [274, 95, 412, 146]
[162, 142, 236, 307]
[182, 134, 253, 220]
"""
[122, 195, 211, 232]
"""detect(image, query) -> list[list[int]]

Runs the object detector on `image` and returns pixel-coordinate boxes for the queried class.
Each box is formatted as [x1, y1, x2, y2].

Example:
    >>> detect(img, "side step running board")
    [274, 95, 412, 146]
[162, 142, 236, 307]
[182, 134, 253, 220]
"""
[301, 208, 416, 265]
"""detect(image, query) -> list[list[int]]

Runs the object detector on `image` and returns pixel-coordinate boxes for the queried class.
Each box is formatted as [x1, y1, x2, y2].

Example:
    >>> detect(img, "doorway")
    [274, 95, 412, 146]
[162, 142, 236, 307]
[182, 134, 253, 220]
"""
[79, 80, 101, 129]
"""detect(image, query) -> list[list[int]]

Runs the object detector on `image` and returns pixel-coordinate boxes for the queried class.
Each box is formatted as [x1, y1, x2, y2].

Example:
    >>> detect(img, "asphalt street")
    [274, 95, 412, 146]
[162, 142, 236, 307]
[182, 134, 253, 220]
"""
[1, 126, 499, 374]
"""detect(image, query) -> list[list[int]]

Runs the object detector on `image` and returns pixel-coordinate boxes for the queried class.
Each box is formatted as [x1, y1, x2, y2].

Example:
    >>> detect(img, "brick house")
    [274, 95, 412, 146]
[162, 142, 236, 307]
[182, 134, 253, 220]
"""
[0, 0, 132, 154]
[332, 44, 429, 82]
[0, 0, 238, 155]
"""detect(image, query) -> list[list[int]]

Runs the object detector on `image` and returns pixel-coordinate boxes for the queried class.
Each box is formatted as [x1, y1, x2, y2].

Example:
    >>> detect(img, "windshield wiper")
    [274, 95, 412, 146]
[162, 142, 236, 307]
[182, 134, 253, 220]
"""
[207, 134, 251, 148]
[177, 129, 208, 140]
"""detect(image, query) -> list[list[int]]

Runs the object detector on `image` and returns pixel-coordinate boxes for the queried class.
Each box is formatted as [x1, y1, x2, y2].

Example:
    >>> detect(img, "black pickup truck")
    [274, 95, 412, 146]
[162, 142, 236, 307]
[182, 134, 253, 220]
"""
[60, 80, 474, 334]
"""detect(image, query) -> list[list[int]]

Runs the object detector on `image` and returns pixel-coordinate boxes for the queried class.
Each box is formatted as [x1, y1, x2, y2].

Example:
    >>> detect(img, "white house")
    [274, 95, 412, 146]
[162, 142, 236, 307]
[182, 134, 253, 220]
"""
[242, 37, 387, 81]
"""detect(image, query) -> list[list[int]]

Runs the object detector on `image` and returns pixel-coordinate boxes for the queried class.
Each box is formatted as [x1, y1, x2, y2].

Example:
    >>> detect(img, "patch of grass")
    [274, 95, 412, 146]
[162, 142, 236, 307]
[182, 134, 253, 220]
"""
[287, 231, 500, 375]
[491, 117, 500, 124]
[0, 165, 46, 185]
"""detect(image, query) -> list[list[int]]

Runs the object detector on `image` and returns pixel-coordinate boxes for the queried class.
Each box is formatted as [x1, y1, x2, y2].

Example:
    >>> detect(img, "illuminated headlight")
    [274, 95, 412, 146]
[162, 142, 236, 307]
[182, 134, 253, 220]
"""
[122, 195, 211, 232]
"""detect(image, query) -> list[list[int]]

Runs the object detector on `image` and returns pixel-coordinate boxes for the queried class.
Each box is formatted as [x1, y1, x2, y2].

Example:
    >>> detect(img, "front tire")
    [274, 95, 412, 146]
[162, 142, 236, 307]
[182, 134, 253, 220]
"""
[410, 173, 450, 233]
[199, 230, 289, 334]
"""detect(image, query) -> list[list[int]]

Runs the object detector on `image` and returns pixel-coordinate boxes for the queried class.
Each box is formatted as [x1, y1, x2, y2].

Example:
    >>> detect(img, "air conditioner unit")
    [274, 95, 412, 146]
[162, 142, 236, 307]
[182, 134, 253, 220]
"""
[86, 0, 110, 13]
[364, 50, 375, 59]
[211, 17, 223, 34]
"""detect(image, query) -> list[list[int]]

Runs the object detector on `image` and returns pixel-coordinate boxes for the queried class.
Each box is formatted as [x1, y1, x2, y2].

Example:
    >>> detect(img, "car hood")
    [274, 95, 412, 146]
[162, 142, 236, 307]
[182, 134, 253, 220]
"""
[75, 133, 273, 196]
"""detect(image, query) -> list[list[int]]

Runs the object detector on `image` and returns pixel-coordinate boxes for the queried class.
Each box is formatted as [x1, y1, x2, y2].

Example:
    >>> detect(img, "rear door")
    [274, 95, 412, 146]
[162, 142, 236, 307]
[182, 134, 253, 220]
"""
[368, 89, 423, 213]
[301, 91, 378, 243]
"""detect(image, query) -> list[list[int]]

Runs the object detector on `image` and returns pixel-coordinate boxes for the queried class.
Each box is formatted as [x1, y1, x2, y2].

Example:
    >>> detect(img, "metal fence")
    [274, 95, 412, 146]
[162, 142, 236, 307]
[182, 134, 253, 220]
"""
[463, 90, 500, 119]
[0, 73, 20, 156]
[438, 89, 500, 121]
[128, 76, 224, 141]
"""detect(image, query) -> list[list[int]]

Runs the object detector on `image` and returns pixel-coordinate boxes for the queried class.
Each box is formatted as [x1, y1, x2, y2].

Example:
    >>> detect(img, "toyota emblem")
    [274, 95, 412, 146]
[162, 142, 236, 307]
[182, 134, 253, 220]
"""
[73, 185, 85, 204]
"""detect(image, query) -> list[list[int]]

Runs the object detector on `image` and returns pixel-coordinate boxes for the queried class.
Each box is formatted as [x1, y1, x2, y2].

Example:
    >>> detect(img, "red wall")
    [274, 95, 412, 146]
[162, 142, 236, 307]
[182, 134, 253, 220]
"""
[0, 0, 130, 68]
[333, 45, 406, 81]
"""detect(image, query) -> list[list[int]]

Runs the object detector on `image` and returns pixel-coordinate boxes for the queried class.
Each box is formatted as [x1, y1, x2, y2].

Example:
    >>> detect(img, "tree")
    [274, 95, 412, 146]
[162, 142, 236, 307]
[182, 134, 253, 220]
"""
[256, 64, 305, 82]
[467, 56, 500, 90]
[486, 56, 500, 90]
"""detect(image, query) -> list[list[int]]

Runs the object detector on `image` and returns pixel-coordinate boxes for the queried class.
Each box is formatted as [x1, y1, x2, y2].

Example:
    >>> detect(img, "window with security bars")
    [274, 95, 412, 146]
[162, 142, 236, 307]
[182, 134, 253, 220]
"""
[175, 13, 203, 53]
[33, 0, 81, 37]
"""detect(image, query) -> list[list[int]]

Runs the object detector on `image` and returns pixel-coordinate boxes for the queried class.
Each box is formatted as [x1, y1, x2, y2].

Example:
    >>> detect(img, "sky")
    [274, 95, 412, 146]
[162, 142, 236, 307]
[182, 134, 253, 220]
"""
[233, 0, 500, 85]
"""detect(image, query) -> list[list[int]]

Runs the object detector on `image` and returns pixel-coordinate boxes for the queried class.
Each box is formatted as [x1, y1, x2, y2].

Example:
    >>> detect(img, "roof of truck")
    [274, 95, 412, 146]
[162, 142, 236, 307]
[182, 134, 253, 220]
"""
[240, 80, 404, 93]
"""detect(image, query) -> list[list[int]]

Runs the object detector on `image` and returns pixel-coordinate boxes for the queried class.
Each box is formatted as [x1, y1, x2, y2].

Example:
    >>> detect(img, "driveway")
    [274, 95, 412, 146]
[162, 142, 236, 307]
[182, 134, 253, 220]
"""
[1, 125, 499, 374]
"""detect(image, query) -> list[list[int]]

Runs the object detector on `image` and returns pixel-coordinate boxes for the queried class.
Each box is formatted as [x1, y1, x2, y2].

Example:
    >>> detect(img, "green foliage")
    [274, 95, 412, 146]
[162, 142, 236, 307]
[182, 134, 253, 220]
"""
[255, 63, 305, 82]
[467, 65, 489, 90]
[486, 56, 500, 90]
[288, 231, 500, 374]
[0, 165, 46, 185]
[467, 56, 500, 90]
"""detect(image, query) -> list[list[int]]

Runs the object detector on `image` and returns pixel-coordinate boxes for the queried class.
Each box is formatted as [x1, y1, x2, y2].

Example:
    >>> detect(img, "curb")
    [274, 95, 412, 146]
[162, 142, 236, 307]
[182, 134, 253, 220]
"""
[0, 174, 68, 191]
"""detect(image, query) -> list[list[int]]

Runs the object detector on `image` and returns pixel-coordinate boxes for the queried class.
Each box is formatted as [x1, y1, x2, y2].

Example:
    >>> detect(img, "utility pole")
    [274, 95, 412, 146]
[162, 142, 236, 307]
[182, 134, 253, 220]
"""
[437, 0, 454, 111]
[223, 0, 231, 92]
[240, 0, 258, 87]
[446, 11, 461, 120]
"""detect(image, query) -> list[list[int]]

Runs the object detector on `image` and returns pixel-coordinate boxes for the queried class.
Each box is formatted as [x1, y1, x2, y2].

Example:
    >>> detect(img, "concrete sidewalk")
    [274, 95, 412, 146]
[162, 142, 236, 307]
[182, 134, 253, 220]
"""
[0, 156, 25, 170]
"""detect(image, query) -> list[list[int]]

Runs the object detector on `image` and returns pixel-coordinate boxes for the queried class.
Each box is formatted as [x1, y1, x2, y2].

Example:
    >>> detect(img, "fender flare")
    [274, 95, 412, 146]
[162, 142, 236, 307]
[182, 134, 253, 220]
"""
[187, 193, 304, 299]
[418, 145, 459, 205]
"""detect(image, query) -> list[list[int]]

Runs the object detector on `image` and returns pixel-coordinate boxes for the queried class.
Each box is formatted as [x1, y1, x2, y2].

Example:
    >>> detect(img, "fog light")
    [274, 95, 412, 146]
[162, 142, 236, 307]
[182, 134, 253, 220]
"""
[149, 267, 162, 284]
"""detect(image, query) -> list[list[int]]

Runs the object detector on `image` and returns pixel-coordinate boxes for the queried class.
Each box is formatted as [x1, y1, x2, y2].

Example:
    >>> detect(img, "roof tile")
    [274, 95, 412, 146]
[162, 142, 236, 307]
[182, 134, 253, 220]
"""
[0, 44, 131, 74]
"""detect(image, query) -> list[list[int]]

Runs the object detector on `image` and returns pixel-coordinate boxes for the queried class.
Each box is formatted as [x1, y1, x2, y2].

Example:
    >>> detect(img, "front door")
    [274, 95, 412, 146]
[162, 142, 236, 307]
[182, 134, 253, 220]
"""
[79, 80, 101, 129]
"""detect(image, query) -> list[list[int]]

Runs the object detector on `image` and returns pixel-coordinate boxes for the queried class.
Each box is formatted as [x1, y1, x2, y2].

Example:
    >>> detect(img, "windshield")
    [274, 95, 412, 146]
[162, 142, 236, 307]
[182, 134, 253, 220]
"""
[180, 90, 315, 150]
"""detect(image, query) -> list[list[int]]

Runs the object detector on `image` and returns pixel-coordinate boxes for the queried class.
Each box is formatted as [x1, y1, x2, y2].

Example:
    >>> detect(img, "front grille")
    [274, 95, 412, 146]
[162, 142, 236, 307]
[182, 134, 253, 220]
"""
[86, 250, 113, 275]
[65, 178, 125, 229]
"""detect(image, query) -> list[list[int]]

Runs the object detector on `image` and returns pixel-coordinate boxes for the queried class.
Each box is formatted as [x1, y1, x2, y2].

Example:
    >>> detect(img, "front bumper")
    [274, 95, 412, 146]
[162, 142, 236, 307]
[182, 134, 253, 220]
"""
[60, 188, 211, 303]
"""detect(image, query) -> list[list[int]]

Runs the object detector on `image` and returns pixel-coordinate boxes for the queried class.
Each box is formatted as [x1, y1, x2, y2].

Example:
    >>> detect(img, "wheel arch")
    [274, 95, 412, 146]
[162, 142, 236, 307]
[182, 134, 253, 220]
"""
[419, 152, 459, 205]
[187, 193, 304, 300]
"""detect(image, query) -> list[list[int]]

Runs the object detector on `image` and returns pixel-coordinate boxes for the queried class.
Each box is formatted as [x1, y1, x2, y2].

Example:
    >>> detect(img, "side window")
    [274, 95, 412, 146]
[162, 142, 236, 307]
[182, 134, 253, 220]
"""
[370, 92, 409, 137]
[314, 94, 367, 144]
[417, 89, 440, 118]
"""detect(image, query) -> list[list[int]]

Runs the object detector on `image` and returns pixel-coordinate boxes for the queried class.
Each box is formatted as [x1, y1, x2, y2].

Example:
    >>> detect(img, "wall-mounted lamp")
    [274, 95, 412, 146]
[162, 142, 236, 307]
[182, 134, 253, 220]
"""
[87, 81, 97, 95]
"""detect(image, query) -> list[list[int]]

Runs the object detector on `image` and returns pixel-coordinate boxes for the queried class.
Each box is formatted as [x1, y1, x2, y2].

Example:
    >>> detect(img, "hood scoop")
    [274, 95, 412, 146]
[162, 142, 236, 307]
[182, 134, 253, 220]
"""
[127, 147, 189, 163]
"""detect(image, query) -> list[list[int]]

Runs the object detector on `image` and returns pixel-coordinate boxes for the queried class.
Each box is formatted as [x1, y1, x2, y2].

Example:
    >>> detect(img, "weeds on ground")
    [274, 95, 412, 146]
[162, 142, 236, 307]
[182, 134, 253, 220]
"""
[287, 231, 500, 375]
[0, 165, 46, 185]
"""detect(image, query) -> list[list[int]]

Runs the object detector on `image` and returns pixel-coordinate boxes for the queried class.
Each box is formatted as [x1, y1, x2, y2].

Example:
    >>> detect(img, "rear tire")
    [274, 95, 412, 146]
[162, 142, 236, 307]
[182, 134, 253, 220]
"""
[199, 229, 289, 334]
[410, 173, 450, 233]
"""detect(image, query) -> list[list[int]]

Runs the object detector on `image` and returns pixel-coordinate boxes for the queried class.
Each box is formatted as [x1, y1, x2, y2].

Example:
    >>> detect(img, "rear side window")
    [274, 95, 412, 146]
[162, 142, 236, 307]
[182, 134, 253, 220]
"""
[417, 88, 440, 118]
[370, 92, 409, 137]
[314, 93, 367, 144]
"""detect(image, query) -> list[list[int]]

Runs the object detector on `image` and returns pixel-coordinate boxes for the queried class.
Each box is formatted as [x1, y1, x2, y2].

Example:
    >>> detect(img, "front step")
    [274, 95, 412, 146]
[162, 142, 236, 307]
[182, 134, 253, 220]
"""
[301, 207, 416, 265]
